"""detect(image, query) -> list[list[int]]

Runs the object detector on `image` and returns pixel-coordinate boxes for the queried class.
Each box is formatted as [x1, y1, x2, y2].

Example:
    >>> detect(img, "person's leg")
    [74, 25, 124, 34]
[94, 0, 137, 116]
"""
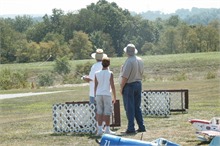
[93, 96, 105, 130]
[96, 114, 103, 136]
[95, 95, 104, 135]
[103, 95, 115, 135]
[123, 83, 135, 132]
[103, 115, 110, 126]
[96, 114, 103, 126]
[89, 96, 95, 104]
[134, 82, 145, 131]
[104, 115, 115, 134]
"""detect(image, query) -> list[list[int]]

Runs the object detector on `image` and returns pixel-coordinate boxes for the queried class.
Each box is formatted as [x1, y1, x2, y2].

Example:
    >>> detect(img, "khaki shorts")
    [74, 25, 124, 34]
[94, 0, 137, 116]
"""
[95, 95, 112, 115]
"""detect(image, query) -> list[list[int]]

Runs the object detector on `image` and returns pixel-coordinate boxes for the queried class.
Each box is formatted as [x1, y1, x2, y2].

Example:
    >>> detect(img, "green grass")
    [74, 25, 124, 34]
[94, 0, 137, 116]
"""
[1, 52, 219, 81]
[0, 52, 220, 146]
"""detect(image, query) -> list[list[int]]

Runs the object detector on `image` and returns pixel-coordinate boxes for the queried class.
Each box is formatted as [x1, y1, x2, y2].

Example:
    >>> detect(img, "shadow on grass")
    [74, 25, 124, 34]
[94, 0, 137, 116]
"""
[143, 116, 170, 118]
[50, 132, 102, 145]
[49, 127, 120, 140]
[186, 139, 210, 145]
[171, 112, 188, 115]
[142, 111, 188, 118]
[50, 133, 96, 138]
[197, 141, 210, 145]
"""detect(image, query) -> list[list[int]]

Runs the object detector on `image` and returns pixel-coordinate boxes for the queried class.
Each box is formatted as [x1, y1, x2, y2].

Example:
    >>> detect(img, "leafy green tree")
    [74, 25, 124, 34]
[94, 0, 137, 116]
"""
[38, 41, 54, 61]
[69, 31, 93, 60]
[154, 17, 164, 31]
[87, 0, 130, 56]
[122, 16, 142, 48]
[141, 42, 155, 55]
[0, 68, 28, 89]
[166, 15, 180, 27]
[136, 19, 155, 53]
[160, 27, 178, 54]
[13, 15, 34, 32]
[43, 32, 65, 44]
[194, 22, 219, 52]
[177, 23, 190, 53]
[1, 1, 220, 65]
[26, 13, 54, 43]
[54, 56, 71, 75]
[37, 73, 54, 86]
[43, 32, 71, 60]
[62, 12, 78, 41]
[0, 19, 23, 63]
[153, 18, 165, 44]
[194, 25, 207, 52]
[42, 14, 53, 32]
[207, 20, 220, 51]
[26, 22, 48, 43]
[27, 42, 41, 62]
[50, 9, 65, 33]
[89, 31, 115, 56]
[76, 8, 105, 33]
[75, 61, 92, 77]
[15, 39, 29, 63]
[204, 25, 219, 51]
[186, 29, 199, 52]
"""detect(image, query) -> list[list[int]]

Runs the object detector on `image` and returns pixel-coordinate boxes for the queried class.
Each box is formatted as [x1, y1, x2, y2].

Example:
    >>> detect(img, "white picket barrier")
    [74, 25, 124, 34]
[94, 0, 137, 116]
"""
[52, 102, 96, 134]
[141, 89, 189, 117]
[141, 91, 170, 117]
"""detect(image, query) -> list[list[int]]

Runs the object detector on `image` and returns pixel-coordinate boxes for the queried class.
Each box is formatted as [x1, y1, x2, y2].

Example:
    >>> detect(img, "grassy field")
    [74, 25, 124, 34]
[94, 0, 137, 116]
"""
[0, 52, 220, 146]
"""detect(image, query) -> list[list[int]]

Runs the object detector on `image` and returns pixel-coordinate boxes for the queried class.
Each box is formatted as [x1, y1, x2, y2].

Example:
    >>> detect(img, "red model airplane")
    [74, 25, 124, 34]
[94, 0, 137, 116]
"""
[189, 117, 220, 141]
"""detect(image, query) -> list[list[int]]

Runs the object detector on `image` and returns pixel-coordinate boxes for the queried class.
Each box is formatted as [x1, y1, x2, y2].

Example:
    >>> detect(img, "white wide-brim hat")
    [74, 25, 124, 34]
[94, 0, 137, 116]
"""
[123, 44, 138, 54]
[91, 49, 107, 60]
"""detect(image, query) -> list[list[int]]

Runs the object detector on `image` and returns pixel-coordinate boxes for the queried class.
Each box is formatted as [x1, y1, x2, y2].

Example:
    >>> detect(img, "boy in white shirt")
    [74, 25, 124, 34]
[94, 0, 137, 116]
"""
[82, 49, 107, 104]
[94, 57, 116, 136]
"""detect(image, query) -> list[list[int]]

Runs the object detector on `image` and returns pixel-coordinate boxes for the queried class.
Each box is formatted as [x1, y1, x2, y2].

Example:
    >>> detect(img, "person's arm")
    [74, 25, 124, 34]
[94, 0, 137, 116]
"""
[120, 77, 128, 95]
[83, 75, 92, 82]
[120, 61, 130, 94]
[110, 73, 116, 104]
[94, 75, 98, 97]
[83, 65, 95, 82]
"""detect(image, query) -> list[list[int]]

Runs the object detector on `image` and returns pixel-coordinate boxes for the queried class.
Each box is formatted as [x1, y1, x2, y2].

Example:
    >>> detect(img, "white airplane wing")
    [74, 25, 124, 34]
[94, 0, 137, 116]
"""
[197, 130, 220, 136]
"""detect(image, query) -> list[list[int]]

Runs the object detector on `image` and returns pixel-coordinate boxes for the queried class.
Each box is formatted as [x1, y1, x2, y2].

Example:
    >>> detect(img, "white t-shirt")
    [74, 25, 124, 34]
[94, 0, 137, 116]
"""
[95, 70, 112, 96]
[89, 62, 102, 97]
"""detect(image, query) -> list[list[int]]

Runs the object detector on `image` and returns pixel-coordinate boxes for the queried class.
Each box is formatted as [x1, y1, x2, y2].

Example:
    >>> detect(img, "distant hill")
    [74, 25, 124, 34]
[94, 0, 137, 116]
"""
[132, 7, 220, 25]
[0, 14, 43, 18]
[2, 7, 220, 25]
[0, 14, 43, 22]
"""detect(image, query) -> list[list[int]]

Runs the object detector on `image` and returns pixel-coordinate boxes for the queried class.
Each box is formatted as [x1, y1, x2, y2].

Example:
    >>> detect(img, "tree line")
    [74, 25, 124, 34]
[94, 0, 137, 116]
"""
[0, 0, 219, 64]
[138, 7, 220, 25]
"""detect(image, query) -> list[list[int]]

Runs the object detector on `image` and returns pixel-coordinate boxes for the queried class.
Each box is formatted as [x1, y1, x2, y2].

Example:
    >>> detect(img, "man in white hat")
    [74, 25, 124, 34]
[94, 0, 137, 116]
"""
[120, 43, 146, 134]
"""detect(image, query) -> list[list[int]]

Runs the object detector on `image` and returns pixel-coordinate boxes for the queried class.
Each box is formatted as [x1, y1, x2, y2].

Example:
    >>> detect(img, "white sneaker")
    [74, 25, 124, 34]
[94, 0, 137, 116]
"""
[96, 130, 103, 136]
[105, 129, 116, 135]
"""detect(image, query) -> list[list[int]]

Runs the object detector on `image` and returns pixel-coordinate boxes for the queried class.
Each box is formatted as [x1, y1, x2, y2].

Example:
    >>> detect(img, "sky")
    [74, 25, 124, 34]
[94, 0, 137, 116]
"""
[0, 0, 219, 16]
